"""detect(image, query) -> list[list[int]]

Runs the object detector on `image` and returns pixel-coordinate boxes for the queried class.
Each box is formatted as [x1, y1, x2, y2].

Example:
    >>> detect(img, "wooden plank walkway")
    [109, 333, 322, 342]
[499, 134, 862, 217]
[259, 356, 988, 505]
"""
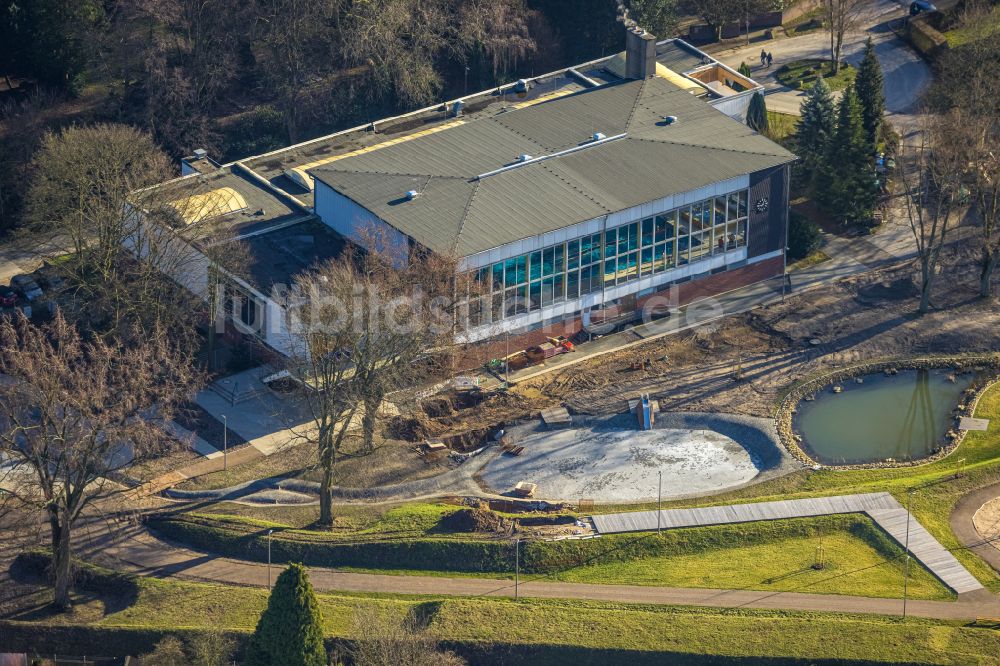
[591, 492, 984, 595]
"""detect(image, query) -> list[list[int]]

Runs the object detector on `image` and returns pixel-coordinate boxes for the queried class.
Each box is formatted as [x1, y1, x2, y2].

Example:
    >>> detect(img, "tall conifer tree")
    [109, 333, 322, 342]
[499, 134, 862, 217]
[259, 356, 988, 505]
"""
[855, 37, 885, 150]
[246, 564, 327, 666]
[825, 84, 878, 226]
[795, 77, 836, 188]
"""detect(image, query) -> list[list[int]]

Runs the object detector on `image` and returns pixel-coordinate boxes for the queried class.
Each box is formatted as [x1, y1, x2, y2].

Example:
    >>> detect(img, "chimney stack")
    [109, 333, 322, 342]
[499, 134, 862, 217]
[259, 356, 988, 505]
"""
[625, 27, 656, 80]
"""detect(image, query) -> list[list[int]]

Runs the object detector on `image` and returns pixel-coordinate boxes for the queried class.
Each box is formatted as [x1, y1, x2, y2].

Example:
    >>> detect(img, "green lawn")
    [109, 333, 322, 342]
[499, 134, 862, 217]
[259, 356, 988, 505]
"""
[8, 568, 1000, 664]
[787, 249, 832, 272]
[550, 525, 949, 600]
[156, 507, 952, 600]
[775, 58, 856, 91]
[784, 7, 825, 36]
[765, 111, 798, 147]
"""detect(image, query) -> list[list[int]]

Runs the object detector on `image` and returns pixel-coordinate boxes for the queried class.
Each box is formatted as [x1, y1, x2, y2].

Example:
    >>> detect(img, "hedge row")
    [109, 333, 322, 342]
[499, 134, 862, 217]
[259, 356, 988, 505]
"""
[148, 515, 517, 573]
[149, 513, 883, 575]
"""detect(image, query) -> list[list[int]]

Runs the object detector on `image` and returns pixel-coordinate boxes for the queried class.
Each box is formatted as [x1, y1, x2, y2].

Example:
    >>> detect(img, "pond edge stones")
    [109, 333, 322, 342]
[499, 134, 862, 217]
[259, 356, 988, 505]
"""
[774, 354, 1000, 471]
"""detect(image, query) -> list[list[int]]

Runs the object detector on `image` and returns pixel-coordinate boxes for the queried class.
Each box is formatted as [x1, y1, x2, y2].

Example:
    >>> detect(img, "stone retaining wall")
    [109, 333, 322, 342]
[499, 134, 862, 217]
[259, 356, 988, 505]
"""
[775, 354, 1000, 470]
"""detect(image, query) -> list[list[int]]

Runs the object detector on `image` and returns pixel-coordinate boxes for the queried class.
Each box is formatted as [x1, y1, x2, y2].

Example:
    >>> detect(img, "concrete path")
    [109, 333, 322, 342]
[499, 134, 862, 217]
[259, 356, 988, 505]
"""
[592, 492, 984, 595]
[73, 518, 1000, 621]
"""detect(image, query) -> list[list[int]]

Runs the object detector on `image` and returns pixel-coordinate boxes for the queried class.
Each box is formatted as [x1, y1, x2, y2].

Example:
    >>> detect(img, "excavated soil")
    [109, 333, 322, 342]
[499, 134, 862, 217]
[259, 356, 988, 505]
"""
[439, 506, 513, 534]
[405, 248, 1000, 437]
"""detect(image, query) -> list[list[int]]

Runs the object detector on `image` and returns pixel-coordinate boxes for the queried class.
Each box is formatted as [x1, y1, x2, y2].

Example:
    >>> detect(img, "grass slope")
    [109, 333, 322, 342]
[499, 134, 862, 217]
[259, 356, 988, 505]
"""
[6, 564, 998, 665]
[150, 509, 951, 600]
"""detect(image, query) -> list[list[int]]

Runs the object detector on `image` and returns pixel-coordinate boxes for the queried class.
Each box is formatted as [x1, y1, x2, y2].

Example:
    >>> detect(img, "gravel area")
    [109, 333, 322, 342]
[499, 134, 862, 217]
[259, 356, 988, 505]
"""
[481, 412, 801, 502]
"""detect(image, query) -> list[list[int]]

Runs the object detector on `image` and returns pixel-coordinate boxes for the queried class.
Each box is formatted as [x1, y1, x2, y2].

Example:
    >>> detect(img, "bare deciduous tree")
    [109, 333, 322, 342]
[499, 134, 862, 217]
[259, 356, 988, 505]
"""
[898, 113, 968, 314]
[457, 0, 537, 80]
[287, 259, 365, 527]
[25, 123, 248, 349]
[0, 311, 199, 609]
[251, 0, 343, 142]
[287, 236, 470, 525]
[823, 0, 867, 74]
[927, 5, 1000, 298]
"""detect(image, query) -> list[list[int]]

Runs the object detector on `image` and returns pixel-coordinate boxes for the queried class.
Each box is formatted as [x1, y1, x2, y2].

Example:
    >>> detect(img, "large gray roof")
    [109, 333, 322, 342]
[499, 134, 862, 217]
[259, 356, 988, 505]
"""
[311, 76, 795, 257]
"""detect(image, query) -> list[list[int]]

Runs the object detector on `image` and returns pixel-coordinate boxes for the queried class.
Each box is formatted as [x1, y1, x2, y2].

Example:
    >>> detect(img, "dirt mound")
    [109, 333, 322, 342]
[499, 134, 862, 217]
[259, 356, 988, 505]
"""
[856, 277, 918, 304]
[442, 427, 492, 452]
[440, 506, 513, 534]
[384, 415, 446, 442]
[421, 389, 487, 418]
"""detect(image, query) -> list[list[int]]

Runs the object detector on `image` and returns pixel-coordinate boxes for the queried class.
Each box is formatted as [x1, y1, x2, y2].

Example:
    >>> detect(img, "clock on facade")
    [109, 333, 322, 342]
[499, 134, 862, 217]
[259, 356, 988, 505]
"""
[754, 197, 769, 214]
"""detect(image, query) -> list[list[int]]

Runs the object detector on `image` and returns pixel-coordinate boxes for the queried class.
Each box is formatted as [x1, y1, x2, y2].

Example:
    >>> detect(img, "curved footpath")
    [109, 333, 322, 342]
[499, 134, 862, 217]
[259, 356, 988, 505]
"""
[951, 481, 1000, 575]
[73, 511, 1000, 622]
[162, 411, 803, 505]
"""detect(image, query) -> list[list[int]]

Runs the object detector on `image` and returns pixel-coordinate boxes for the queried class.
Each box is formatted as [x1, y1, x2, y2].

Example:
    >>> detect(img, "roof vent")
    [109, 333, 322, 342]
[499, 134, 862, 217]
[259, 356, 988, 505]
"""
[405, 190, 420, 201]
[664, 115, 678, 125]
[518, 154, 533, 162]
[514, 79, 528, 93]
[592, 132, 606, 141]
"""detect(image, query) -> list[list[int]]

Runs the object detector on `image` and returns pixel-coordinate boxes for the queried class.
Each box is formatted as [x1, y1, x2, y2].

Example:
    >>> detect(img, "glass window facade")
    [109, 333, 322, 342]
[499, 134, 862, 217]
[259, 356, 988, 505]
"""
[466, 189, 749, 326]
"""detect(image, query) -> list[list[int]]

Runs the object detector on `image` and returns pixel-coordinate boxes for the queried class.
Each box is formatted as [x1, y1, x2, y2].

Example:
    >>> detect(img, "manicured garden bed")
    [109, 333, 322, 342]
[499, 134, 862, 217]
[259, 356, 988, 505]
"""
[775, 58, 856, 91]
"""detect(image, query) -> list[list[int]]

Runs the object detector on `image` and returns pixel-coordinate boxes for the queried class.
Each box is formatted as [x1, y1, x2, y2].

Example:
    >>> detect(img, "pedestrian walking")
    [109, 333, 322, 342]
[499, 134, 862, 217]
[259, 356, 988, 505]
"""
[766, 52, 774, 68]
[760, 49, 767, 66]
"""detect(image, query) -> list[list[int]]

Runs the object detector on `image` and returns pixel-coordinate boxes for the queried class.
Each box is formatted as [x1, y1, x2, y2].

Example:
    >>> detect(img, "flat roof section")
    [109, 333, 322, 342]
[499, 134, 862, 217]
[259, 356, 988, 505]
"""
[242, 75, 590, 208]
[153, 167, 312, 241]
[239, 218, 348, 292]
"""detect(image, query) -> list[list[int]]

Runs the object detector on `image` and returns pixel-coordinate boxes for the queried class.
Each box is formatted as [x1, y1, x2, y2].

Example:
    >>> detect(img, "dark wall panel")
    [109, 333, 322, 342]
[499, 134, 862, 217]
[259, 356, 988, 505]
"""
[747, 165, 789, 259]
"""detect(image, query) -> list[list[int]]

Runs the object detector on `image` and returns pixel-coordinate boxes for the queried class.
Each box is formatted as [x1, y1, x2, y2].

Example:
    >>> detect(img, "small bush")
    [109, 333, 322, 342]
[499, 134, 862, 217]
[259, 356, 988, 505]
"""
[787, 210, 822, 260]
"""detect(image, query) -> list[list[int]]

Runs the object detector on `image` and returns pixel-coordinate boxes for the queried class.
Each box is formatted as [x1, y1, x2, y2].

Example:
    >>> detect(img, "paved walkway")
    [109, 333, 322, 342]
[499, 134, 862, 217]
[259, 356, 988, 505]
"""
[74, 518, 1000, 621]
[592, 492, 984, 595]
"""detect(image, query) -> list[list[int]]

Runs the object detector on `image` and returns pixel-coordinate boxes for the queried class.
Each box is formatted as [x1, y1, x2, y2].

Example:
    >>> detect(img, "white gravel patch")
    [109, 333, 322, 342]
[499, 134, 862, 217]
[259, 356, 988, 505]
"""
[482, 426, 761, 502]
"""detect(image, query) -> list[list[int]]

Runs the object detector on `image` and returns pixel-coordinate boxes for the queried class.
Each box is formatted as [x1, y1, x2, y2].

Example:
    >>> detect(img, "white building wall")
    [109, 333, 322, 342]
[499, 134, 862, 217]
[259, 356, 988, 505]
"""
[710, 90, 756, 122]
[313, 179, 409, 266]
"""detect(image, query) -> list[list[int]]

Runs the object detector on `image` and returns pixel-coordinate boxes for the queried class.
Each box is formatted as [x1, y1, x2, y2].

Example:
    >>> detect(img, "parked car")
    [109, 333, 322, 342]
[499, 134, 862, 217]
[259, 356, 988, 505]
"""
[910, 1, 937, 15]
[0, 286, 17, 307]
[10, 274, 43, 301]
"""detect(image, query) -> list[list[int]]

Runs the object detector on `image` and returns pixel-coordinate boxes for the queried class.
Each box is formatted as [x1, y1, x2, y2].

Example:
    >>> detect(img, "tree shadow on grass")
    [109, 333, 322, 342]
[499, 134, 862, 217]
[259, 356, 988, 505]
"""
[6, 551, 141, 619]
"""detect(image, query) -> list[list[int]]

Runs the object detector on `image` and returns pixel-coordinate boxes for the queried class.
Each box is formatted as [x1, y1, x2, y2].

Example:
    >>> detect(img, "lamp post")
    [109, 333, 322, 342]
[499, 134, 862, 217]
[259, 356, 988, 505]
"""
[514, 538, 520, 600]
[746, 0, 751, 46]
[266, 529, 274, 588]
[903, 488, 914, 618]
[657, 470, 663, 534]
[221, 414, 228, 471]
